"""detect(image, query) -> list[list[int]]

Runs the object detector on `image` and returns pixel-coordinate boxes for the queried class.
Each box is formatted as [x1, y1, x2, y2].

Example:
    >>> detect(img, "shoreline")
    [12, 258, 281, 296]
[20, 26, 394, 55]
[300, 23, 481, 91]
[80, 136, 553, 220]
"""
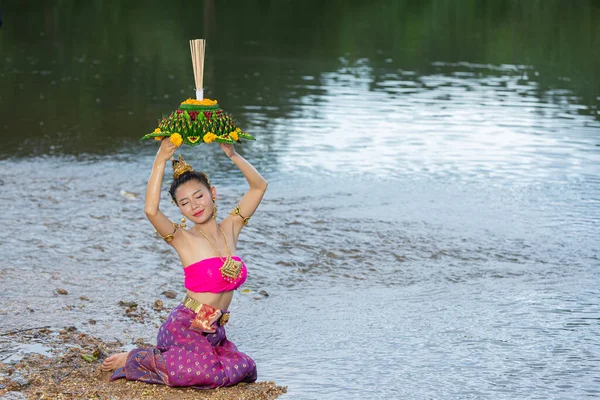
[0, 327, 286, 399]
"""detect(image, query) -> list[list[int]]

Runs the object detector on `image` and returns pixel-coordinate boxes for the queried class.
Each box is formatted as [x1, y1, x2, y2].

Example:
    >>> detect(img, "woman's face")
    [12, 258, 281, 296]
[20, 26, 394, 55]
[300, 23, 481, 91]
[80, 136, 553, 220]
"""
[175, 180, 216, 224]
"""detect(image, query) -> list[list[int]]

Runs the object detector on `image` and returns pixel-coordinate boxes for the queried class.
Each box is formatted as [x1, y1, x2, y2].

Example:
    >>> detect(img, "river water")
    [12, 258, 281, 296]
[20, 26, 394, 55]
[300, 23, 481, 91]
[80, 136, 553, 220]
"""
[1, 1, 599, 399]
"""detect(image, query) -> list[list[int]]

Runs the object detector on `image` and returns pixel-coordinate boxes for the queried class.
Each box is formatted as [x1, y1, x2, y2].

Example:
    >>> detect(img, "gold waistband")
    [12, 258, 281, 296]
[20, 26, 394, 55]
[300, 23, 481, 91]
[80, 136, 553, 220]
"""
[182, 295, 205, 313]
[182, 295, 230, 327]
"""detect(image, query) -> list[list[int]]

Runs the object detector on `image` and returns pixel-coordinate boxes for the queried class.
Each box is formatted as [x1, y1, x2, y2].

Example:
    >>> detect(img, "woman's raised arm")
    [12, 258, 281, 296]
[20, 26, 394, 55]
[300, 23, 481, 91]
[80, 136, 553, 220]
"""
[219, 143, 268, 236]
[145, 139, 181, 243]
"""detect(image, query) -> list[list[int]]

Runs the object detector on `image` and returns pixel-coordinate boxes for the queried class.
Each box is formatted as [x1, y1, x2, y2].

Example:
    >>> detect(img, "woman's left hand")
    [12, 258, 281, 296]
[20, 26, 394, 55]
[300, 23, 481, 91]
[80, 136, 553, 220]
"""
[219, 143, 237, 158]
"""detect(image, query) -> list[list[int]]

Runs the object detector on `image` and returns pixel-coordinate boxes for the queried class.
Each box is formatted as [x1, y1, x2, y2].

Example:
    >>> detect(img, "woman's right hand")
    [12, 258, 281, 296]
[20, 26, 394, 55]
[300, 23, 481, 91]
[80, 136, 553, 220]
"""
[156, 137, 178, 162]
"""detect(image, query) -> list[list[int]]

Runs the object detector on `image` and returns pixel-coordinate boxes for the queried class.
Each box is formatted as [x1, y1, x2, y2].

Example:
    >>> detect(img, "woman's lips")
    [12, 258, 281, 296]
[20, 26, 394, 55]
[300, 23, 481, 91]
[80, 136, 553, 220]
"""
[193, 210, 204, 217]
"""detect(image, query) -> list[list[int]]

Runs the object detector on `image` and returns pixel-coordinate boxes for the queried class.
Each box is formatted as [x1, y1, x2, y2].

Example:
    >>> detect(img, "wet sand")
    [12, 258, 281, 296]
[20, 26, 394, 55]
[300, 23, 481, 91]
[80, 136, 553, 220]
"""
[0, 327, 286, 399]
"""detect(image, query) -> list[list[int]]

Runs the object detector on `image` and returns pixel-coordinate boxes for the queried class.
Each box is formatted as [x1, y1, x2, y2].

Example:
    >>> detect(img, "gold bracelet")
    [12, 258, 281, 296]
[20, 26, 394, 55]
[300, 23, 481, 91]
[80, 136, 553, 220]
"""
[230, 205, 250, 226]
[159, 223, 178, 242]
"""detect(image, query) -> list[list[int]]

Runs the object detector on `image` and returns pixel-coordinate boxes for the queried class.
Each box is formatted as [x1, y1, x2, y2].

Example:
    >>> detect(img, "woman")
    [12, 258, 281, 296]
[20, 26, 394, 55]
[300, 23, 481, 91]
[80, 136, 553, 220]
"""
[101, 138, 267, 388]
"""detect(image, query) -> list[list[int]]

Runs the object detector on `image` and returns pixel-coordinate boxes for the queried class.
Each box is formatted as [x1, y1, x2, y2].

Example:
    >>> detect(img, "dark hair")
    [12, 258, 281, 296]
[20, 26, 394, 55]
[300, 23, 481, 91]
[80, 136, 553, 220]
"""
[169, 171, 211, 204]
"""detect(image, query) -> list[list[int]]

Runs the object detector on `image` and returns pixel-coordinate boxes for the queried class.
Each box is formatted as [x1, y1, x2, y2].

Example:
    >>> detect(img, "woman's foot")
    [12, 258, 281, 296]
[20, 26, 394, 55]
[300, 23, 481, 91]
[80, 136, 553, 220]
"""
[101, 352, 128, 372]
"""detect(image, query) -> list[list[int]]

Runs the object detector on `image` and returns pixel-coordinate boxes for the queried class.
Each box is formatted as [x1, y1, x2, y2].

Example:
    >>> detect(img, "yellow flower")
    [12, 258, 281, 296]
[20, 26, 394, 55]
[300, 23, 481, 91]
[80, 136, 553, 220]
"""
[203, 132, 217, 143]
[154, 136, 163, 141]
[181, 98, 218, 106]
[154, 128, 161, 133]
[230, 131, 239, 141]
[170, 133, 183, 147]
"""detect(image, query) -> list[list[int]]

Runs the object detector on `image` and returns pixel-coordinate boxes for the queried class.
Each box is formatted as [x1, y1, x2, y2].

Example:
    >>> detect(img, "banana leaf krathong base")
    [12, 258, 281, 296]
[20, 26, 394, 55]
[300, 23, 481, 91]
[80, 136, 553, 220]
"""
[141, 98, 255, 146]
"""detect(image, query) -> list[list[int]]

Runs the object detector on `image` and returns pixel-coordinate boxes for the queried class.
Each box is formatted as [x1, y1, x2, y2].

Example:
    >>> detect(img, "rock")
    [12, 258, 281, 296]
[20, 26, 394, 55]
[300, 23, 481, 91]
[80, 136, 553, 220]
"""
[6, 372, 28, 390]
[153, 299, 164, 310]
[162, 290, 176, 299]
[88, 319, 97, 325]
[65, 326, 77, 332]
[1, 391, 28, 400]
[120, 190, 138, 200]
[118, 301, 137, 308]
[79, 296, 90, 301]
[56, 288, 68, 295]
[13, 375, 28, 387]
[259, 290, 269, 297]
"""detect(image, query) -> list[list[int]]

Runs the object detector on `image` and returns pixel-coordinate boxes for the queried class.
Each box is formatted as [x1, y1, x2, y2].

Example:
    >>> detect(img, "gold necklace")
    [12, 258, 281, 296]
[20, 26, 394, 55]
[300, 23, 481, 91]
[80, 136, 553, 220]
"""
[196, 225, 243, 282]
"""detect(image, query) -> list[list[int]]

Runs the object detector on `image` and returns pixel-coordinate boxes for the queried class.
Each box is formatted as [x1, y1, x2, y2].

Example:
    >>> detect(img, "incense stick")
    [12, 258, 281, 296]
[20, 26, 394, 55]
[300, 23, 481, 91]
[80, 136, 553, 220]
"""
[189, 39, 206, 100]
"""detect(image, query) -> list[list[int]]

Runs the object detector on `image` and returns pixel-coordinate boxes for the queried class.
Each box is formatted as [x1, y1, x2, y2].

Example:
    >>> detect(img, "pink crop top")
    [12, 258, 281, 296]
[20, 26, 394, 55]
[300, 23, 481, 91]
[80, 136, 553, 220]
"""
[184, 256, 247, 293]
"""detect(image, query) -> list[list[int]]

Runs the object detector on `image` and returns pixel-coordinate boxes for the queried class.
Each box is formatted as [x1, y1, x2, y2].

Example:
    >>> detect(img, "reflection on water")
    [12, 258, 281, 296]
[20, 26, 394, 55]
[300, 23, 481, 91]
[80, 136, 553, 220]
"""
[279, 61, 600, 182]
[0, 1, 599, 399]
[0, 0, 599, 158]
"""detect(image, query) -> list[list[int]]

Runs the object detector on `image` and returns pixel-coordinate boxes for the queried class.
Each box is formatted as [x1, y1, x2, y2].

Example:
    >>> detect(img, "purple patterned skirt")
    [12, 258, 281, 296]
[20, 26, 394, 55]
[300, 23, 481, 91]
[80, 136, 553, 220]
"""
[110, 303, 257, 388]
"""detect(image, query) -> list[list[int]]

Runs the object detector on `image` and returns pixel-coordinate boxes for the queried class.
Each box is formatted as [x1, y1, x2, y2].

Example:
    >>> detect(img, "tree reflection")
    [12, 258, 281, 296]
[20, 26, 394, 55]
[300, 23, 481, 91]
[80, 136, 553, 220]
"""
[0, 0, 597, 157]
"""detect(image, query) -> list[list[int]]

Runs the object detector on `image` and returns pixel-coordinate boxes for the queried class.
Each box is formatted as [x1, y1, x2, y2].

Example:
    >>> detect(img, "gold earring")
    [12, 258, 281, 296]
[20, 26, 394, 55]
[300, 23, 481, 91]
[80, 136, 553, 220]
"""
[212, 197, 218, 220]
[180, 216, 187, 229]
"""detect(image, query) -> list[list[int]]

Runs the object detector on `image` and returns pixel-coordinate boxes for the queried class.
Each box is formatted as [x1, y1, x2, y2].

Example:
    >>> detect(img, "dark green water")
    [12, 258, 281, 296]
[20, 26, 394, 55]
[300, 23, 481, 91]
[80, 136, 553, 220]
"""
[1, 2, 599, 399]
[0, 1, 598, 156]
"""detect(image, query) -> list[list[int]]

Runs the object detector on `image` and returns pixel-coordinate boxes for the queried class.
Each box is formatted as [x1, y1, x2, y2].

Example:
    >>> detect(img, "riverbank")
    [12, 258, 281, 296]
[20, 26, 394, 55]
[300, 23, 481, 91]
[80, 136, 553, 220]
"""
[0, 327, 286, 400]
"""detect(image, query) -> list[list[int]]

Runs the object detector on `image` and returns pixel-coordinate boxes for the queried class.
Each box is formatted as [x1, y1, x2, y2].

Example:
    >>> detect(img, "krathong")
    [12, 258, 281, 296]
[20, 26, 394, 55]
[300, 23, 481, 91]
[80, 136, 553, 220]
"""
[141, 39, 255, 146]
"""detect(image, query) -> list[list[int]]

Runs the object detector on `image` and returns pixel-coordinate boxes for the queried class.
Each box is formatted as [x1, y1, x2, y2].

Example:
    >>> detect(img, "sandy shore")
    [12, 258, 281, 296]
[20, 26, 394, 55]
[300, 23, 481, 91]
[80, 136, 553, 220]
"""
[0, 327, 286, 400]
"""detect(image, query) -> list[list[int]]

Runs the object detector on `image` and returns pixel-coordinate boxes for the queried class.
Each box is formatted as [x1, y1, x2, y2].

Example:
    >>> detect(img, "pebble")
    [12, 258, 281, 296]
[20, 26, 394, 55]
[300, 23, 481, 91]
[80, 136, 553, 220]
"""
[80, 296, 90, 301]
[162, 290, 176, 299]
[56, 288, 68, 295]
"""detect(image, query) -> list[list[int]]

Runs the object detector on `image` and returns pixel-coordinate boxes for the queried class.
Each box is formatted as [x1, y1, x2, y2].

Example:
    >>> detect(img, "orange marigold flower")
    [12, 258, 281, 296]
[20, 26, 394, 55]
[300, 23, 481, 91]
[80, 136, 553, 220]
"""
[181, 98, 218, 106]
[230, 131, 239, 141]
[203, 132, 217, 143]
[170, 133, 183, 147]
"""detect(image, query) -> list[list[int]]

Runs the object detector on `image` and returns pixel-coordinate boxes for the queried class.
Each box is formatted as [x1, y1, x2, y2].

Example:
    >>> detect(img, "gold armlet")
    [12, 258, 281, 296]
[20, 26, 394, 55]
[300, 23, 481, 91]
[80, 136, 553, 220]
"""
[230, 205, 250, 226]
[157, 223, 178, 242]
